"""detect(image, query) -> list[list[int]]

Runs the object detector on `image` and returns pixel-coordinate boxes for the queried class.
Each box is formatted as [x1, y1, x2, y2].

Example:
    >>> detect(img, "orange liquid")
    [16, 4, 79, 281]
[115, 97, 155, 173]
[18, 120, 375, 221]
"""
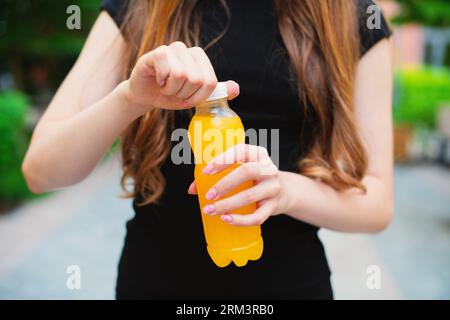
[188, 113, 263, 267]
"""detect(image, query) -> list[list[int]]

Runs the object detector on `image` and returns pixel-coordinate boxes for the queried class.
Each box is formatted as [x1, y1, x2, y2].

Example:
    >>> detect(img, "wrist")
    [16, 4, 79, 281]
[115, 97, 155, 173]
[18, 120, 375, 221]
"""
[114, 80, 149, 120]
[278, 171, 296, 214]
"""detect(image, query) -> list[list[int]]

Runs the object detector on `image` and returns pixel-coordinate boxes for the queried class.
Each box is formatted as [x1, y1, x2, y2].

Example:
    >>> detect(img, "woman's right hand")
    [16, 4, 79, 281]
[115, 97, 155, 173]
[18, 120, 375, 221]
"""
[124, 41, 239, 111]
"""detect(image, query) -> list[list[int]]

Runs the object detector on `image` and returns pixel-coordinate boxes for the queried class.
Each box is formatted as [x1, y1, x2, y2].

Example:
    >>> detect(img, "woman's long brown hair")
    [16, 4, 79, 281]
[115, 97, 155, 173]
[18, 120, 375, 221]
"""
[120, 0, 367, 206]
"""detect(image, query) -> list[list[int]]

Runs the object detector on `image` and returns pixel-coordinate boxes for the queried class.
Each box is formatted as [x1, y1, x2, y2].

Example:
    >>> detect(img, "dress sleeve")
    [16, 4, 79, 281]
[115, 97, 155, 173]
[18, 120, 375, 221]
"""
[357, 0, 392, 57]
[100, 0, 129, 28]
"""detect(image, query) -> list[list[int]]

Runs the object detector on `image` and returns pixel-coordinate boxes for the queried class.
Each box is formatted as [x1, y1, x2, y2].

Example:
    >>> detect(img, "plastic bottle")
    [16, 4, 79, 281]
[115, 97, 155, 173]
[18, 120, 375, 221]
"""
[188, 82, 264, 267]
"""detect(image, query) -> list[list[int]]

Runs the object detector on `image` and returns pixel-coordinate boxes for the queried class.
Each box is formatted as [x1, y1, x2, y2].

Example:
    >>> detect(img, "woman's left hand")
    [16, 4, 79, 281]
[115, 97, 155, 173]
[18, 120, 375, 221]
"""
[188, 144, 290, 226]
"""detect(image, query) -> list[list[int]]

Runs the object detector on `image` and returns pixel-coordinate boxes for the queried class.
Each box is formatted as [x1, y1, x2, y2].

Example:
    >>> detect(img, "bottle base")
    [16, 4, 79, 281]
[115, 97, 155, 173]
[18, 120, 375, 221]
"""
[207, 237, 264, 268]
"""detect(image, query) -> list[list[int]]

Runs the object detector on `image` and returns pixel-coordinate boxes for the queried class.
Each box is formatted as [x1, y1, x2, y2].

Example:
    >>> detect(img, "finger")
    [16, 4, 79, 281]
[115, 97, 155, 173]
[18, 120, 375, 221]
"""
[136, 45, 170, 84]
[221, 199, 275, 226]
[183, 46, 218, 106]
[207, 179, 281, 215]
[170, 42, 204, 100]
[205, 162, 271, 201]
[159, 46, 187, 96]
[203, 144, 270, 175]
[203, 144, 249, 175]
[226, 80, 240, 100]
[187, 181, 198, 195]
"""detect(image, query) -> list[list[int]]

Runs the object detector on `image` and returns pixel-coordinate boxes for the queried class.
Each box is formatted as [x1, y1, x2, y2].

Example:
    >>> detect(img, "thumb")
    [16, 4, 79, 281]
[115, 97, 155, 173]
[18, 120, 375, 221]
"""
[226, 80, 240, 100]
[187, 181, 198, 195]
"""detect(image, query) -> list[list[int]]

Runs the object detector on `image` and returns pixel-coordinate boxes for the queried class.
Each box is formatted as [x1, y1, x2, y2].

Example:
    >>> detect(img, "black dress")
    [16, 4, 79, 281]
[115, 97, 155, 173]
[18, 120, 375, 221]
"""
[100, 0, 391, 299]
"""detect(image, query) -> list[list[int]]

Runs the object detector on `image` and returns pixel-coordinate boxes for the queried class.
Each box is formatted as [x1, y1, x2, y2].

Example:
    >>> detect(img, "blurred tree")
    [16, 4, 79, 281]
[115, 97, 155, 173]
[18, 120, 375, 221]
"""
[0, 0, 100, 89]
[394, 67, 450, 128]
[393, 0, 450, 27]
[0, 90, 32, 202]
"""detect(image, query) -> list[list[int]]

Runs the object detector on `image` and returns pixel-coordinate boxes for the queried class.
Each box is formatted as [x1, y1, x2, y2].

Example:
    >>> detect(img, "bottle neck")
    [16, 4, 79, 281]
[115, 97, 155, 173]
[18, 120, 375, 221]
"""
[195, 98, 236, 117]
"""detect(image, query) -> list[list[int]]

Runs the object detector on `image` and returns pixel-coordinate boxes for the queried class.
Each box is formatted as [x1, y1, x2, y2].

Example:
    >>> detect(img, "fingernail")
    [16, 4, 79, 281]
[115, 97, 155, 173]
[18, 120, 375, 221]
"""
[233, 83, 240, 96]
[181, 101, 190, 108]
[221, 215, 233, 223]
[203, 204, 216, 215]
[159, 80, 166, 87]
[203, 164, 213, 174]
[205, 188, 218, 200]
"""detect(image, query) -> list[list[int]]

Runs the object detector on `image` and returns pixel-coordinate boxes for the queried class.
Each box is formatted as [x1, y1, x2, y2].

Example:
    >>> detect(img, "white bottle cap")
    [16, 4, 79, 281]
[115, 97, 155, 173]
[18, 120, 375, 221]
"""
[206, 82, 228, 102]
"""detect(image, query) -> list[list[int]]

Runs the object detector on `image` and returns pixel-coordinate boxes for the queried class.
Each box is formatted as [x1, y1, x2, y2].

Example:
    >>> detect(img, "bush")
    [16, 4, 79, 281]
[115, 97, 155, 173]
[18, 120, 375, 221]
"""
[0, 91, 33, 201]
[393, 0, 450, 27]
[394, 67, 450, 128]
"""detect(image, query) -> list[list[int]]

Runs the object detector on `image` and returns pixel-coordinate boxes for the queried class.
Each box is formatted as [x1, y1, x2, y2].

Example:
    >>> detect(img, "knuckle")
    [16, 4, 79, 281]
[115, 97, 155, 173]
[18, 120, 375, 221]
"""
[204, 78, 218, 90]
[263, 163, 278, 177]
[272, 180, 282, 194]
[170, 41, 187, 49]
[236, 143, 246, 148]
[244, 190, 257, 204]
[137, 52, 150, 63]
[247, 145, 259, 159]
[189, 46, 205, 54]
[172, 69, 188, 81]
[155, 45, 168, 55]
[149, 46, 168, 62]
[272, 164, 280, 176]
[220, 152, 234, 166]
[236, 143, 247, 154]
[188, 75, 204, 86]
[242, 163, 257, 177]
[234, 144, 247, 163]
[257, 146, 269, 158]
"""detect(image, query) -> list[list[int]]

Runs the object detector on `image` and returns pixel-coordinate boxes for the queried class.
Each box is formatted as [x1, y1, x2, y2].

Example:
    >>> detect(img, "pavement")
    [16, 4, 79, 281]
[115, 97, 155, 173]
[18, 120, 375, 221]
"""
[0, 156, 449, 300]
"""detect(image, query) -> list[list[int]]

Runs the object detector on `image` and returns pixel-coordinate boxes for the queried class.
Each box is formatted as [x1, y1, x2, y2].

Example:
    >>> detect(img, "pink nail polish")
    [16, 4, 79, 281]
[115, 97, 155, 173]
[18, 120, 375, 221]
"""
[221, 215, 233, 223]
[181, 101, 190, 108]
[205, 188, 217, 200]
[203, 204, 215, 214]
[159, 80, 166, 87]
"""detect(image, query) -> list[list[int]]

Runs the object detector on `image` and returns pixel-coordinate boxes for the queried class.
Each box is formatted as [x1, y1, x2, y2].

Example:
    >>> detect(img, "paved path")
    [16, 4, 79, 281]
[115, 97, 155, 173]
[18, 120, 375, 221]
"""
[0, 157, 449, 299]
[0, 157, 133, 299]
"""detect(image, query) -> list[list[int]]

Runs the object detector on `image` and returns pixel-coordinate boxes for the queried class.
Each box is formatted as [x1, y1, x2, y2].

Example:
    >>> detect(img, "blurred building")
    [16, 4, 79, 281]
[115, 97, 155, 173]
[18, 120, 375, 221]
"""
[379, 0, 450, 68]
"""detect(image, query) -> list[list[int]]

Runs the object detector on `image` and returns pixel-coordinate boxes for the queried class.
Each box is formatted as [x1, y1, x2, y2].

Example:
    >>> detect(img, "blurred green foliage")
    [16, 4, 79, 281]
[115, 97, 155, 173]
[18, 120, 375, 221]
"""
[0, 1, 105, 204]
[0, 91, 32, 201]
[394, 67, 450, 128]
[393, 0, 450, 27]
[0, 0, 101, 56]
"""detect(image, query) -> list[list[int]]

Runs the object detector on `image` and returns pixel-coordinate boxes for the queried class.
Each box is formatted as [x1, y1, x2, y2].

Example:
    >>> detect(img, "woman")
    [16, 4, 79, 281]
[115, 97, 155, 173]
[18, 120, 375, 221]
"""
[22, 0, 393, 299]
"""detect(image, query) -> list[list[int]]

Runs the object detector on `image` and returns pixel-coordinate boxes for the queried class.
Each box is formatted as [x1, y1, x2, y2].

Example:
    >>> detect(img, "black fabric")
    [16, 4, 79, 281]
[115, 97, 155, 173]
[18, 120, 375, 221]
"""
[100, 0, 391, 300]
[358, 0, 392, 56]
[100, 0, 128, 27]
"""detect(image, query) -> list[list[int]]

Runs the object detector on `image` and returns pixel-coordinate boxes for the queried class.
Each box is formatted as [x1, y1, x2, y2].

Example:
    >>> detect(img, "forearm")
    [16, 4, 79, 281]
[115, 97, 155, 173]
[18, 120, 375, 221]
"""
[280, 171, 393, 233]
[22, 81, 142, 192]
